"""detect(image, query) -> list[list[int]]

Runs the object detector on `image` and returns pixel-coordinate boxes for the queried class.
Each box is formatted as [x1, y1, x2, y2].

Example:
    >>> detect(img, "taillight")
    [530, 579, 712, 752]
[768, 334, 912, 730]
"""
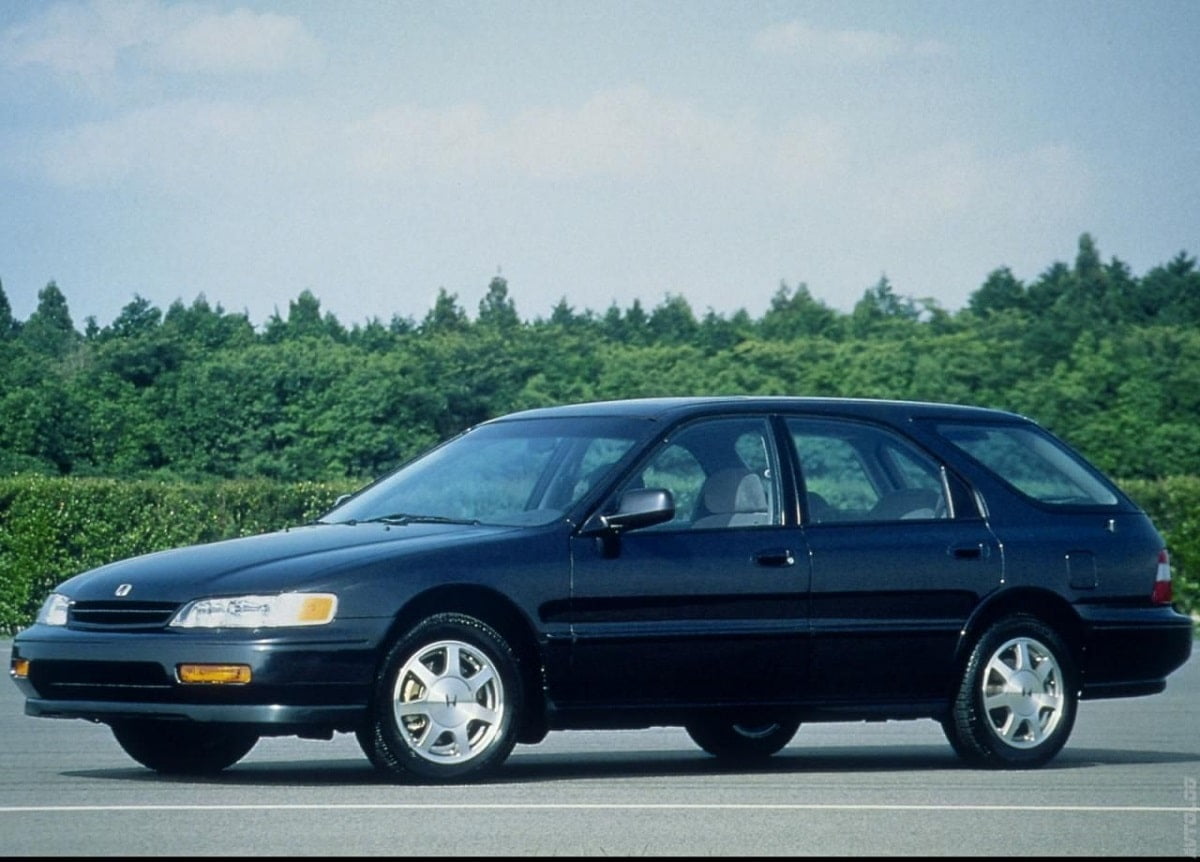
[1151, 549, 1173, 605]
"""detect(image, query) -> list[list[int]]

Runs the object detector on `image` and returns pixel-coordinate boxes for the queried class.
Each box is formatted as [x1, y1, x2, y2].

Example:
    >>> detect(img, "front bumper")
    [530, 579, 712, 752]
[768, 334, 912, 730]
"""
[9, 618, 391, 732]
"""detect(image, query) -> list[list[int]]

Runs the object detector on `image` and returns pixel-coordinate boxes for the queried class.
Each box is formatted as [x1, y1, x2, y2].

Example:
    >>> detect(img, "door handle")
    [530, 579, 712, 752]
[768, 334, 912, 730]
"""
[754, 548, 796, 567]
[949, 542, 988, 560]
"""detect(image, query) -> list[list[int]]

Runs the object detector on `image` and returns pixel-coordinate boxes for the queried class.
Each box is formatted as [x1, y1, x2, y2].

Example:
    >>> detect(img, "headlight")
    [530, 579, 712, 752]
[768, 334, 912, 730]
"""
[36, 593, 71, 626]
[169, 592, 338, 629]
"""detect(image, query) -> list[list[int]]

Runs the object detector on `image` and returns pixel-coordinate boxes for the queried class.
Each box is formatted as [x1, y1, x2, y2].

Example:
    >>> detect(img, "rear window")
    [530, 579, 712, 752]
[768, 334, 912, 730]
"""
[934, 422, 1119, 506]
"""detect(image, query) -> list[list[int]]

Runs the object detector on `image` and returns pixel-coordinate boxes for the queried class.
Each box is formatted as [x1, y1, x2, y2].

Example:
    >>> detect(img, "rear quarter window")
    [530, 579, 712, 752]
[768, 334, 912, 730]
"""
[934, 422, 1119, 506]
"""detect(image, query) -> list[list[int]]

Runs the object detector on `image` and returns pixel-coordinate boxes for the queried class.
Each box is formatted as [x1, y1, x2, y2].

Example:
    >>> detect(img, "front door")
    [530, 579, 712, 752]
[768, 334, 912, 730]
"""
[564, 415, 810, 709]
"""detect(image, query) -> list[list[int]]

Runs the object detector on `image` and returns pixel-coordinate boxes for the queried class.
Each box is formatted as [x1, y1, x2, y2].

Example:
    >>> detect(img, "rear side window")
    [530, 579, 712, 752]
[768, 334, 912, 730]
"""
[787, 418, 950, 523]
[935, 422, 1119, 506]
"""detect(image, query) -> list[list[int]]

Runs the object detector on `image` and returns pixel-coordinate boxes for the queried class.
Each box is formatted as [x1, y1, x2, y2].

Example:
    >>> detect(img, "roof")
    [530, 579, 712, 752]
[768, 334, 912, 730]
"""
[491, 396, 1027, 425]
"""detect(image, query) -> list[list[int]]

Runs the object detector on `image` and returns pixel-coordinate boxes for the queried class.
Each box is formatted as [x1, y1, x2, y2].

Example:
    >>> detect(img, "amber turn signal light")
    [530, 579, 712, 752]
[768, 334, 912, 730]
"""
[177, 664, 252, 684]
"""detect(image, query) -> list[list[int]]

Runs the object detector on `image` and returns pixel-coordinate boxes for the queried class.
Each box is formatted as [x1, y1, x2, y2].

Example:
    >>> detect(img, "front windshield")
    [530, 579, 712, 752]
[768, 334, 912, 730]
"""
[325, 417, 644, 527]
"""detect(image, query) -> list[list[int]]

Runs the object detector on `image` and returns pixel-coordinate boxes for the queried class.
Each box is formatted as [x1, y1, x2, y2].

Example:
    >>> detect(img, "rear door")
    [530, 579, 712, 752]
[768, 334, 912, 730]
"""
[786, 416, 1003, 707]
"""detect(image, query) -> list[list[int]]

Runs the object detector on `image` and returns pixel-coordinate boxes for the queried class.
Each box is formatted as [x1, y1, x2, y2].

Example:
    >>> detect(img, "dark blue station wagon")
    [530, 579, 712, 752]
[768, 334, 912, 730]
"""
[9, 397, 1194, 782]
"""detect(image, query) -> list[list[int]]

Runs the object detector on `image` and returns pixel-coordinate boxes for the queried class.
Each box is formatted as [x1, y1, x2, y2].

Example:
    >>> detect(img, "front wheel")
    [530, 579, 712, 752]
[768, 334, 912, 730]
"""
[360, 613, 522, 783]
[945, 615, 1077, 769]
[685, 717, 800, 760]
[110, 720, 258, 774]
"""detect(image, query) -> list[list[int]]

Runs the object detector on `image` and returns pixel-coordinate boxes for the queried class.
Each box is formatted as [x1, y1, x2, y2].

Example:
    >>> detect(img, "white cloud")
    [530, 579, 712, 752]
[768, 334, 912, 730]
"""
[0, 0, 322, 88]
[41, 99, 328, 189]
[753, 19, 951, 64]
[345, 87, 843, 186]
[769, 117, 849, 186]
[345, 103, 495, 179]
[39, 79, 1082, 251]
[506, 87, 754, 179]
[147, 7, 323, 75]
[0, 0, 145, 80]
[856, 140, 1091, 231]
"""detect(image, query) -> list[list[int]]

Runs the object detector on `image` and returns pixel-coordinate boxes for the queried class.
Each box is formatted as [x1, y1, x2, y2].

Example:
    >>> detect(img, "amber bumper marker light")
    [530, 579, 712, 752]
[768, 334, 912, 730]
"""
[177, 664, 252, 684]
[11, 658, 30, 679]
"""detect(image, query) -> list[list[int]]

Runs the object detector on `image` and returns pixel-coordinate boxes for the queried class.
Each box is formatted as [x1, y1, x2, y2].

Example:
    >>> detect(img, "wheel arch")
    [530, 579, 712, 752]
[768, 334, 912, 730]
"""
[377, 584, 549, 744]
[955, 588, 1086, 683]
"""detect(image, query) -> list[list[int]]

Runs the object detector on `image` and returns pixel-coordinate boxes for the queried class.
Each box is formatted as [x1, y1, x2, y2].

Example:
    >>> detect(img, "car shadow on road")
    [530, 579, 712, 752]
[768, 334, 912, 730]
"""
[60, 744, 1200, 787]
[503, 744, 1200, 782]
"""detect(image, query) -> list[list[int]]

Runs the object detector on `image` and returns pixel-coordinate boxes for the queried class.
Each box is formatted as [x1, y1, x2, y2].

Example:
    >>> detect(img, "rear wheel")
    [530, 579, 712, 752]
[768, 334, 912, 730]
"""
[685, 717, 800, 760]
[110, 720, 258, 775]
[945, 615, 1077, 769]
[360, 613, 521, 783]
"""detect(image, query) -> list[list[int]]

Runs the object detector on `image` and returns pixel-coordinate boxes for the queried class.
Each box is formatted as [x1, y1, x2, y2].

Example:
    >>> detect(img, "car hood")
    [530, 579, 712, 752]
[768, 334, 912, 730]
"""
[56, 521, 520, 603]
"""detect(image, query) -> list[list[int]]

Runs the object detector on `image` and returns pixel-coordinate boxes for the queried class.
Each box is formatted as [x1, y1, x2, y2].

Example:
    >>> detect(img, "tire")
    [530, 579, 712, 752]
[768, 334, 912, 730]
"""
[355, 723, 388, 771]
[685, 716, 800, 760]
[110, 720, 258, 775]
[945, 615, 1077, 769]
[360, 613, 522, 783]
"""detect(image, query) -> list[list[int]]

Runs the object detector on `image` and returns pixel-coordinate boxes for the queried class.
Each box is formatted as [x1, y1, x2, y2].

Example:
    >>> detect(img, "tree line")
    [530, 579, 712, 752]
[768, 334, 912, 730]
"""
[2, 233, 1199, 484]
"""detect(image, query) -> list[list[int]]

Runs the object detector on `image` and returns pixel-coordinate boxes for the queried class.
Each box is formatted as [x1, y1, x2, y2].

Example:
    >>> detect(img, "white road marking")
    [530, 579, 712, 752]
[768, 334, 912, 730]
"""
[0, 802, 1195, 813]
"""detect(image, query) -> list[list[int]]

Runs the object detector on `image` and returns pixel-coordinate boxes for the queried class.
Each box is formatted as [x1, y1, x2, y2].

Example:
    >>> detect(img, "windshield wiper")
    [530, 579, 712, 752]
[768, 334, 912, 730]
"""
[354, 513, 482, 526]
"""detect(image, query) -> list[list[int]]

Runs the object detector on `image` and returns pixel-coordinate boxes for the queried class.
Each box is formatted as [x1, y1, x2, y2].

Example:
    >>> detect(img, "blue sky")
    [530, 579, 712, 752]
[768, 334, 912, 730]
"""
[2, 0, 1198, 330]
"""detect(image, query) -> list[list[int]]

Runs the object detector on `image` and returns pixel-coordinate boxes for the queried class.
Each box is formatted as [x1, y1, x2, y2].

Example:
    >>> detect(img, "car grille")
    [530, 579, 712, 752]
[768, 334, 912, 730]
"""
[69, 600, 180, 631]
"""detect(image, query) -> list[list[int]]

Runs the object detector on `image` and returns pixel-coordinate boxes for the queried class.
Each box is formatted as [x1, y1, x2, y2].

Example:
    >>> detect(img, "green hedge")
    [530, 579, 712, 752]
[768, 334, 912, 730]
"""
[1, 475, 1197, 634]
[0, 477, 347, 633]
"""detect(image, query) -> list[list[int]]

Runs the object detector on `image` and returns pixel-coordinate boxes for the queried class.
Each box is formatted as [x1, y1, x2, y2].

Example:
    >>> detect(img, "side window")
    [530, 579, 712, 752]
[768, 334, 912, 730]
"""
[641, 444, 706, 528]
[882, 443, 944, 494]
[788, 418, 949, 523]
[567, 437, 637, 504]
[620, 417, 780, 530]
[791, 433, 879, 517]
[935, 422, 1119, 506]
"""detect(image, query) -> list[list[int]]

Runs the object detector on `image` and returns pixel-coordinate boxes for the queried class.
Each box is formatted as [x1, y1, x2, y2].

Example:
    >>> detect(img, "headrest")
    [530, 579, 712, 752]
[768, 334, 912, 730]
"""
[702, 469, 767, 514]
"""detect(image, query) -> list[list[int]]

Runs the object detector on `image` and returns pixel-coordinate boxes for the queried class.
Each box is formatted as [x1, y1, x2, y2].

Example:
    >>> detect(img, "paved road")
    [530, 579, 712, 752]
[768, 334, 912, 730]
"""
[1, 639, 1196, 857]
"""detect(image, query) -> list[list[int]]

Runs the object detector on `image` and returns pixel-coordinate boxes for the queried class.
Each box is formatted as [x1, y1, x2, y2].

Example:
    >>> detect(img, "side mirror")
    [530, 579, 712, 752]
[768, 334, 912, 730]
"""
[581, 488, 675, 536]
